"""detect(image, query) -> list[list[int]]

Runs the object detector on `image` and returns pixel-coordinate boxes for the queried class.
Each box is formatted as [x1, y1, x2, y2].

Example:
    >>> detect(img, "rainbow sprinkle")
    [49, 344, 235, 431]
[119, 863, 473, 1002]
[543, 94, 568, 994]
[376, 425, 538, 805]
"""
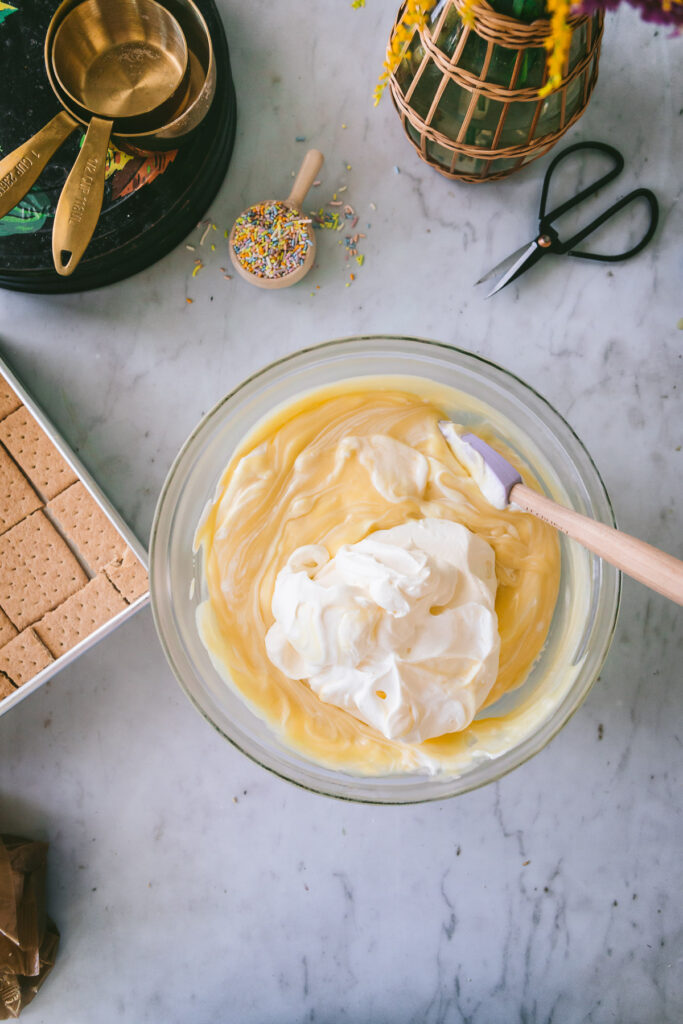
[231, 200, 312, 279]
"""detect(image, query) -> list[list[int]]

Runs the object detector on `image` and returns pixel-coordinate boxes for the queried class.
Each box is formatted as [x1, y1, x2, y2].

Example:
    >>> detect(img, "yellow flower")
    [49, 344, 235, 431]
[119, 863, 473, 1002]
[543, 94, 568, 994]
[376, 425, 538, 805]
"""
[538, 0, 572, 97]
[461, 0, 476, 28]
[374, 0, 435, 105]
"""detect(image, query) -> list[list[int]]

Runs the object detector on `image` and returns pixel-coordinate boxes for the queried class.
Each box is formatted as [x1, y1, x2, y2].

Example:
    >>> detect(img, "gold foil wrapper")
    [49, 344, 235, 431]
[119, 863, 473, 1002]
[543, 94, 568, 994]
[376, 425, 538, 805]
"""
[0, 836, 59, 1019]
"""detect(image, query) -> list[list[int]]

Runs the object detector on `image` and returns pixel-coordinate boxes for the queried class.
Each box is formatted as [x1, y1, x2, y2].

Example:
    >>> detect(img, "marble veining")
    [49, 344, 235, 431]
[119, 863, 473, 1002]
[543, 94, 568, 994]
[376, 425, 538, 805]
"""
[0, 3, 681, 1022]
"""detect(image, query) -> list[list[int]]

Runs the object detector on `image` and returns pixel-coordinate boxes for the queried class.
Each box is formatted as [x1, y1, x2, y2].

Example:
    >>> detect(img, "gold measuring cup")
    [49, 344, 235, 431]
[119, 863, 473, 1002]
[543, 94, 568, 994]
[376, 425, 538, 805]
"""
[0, 0, 188, 275]
[53, 0, 189, 126]
[51, 0, 189, 276]
[45, 0, 216, 153]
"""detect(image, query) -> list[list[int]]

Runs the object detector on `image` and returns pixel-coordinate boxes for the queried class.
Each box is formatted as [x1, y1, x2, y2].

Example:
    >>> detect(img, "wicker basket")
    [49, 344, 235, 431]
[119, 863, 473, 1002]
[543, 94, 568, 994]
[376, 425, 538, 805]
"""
[389, 0, 604, 182]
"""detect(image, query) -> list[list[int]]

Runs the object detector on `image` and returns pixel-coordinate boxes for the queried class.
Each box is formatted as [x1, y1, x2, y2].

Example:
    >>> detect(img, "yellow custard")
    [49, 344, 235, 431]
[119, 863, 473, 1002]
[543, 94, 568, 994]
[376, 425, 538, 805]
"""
[194, 378, 562, 776]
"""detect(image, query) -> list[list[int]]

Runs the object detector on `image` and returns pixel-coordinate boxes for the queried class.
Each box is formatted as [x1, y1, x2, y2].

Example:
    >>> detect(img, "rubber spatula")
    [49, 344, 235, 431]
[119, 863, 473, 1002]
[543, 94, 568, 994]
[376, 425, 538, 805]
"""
[439, 423, 683, 606]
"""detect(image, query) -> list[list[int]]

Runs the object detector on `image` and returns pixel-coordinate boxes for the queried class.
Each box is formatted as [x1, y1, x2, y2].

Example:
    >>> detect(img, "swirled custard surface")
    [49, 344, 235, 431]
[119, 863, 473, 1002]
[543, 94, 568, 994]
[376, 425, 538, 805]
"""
[195, 381, 561, 775]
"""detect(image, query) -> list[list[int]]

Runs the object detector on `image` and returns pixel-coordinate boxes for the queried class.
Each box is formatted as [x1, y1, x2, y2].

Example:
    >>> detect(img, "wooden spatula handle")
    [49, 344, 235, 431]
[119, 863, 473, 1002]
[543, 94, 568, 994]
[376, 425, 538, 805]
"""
[512, 483, 683, 605]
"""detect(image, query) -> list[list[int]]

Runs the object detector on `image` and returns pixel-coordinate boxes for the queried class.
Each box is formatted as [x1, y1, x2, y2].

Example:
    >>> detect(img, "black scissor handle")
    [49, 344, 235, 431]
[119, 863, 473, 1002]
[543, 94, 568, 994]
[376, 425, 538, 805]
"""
[538, 140, 658, 262]
[564, 187, 659, 262]
[539, 140, 625, 226]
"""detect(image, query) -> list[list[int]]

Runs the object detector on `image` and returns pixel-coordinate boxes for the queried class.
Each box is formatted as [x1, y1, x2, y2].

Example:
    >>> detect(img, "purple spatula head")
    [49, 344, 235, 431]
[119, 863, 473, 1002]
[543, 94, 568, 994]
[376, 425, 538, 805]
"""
[438, 423, 522, 509]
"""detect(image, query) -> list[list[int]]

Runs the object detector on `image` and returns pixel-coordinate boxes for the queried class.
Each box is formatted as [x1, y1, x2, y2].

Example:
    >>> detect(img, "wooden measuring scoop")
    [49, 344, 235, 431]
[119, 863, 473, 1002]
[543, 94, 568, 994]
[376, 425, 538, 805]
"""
[229, 149, 324, 290]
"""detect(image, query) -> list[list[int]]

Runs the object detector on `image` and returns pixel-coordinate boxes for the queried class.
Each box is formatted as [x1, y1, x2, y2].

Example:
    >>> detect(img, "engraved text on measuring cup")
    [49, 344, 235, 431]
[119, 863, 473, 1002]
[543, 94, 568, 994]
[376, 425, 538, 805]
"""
[68, 156, 100, 224]
[0, 150, 41, 197]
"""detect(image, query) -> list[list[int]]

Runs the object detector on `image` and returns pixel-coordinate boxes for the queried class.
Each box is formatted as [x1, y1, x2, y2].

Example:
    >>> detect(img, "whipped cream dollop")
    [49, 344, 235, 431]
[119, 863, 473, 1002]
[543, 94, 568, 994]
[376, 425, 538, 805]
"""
[265, 518, 500, 743]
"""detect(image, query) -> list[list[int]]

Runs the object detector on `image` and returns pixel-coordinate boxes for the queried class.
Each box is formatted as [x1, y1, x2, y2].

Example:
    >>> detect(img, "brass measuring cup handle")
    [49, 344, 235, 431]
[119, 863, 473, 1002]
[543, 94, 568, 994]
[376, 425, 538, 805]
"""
[52, 116, 112, 277]
[0, 111, 78, 221]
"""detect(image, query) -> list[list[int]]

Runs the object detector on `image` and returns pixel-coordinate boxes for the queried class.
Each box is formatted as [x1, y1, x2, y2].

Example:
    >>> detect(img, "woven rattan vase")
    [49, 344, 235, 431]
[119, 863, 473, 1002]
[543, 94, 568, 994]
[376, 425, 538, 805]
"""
[389, 0, 604, 182]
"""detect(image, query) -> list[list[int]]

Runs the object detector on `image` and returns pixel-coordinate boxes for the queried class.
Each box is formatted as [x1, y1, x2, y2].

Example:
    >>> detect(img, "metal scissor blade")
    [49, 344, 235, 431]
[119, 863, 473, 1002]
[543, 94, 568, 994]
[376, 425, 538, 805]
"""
[475, 241, 534, 287]
[477, 241, 542, 298]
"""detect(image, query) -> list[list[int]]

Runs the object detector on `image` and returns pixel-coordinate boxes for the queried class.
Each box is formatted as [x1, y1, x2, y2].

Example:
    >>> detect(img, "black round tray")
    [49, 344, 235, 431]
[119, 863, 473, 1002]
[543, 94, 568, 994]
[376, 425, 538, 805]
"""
[0, 0, 236, 293]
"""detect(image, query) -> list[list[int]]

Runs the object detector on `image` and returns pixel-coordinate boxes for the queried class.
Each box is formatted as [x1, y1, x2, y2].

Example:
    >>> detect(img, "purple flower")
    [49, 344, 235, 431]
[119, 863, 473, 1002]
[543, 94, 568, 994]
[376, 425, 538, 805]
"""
[577, 0, 683, 27]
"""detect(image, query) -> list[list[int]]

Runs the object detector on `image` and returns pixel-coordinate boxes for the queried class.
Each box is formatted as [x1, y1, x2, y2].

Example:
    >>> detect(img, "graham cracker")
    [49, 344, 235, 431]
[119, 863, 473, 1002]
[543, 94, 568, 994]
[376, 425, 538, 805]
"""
[0, 607, 17, 647]
[48, 481, 124, 573]
[104, 547, 148, 603]
[0, 445, 43, 535]
[0, 379, 21, 422]
[0, 674, 15, 698]
[0, 629, 53, 688]
[0, 406, 77, 501]
[35, 573, 127, 657]
[0, 510, 88, 630]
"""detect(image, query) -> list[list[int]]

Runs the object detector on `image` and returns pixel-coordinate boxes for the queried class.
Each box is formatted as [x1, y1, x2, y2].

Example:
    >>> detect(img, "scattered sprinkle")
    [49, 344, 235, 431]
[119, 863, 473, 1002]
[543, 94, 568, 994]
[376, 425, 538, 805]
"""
[224, 229, 229, 238]
[295, 135, 306, 142]
[522, 860, 530, 867]
[192, 259, 204, 277]
[231, 200, 312, 280]
[210, 244, 216, 251]
[342, 123, 347, 129]
[351, 0, 365, 8]
[186, 297, 193, 304]
[346, 164, 352, 170]
[199, 223, 212, 246]
[185, 244, 196, 251]
[311, 179, 371, 285]
[310, 209, 340, 230]
[369, 201, 377, 210]
[393, 165, 401, 174]
[313, 180, 321, 186]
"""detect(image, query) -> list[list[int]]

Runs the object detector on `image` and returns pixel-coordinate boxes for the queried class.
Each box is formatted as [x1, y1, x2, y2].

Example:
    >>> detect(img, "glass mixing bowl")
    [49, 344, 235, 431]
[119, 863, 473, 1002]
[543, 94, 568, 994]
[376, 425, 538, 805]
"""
[150, 337, 620, 803]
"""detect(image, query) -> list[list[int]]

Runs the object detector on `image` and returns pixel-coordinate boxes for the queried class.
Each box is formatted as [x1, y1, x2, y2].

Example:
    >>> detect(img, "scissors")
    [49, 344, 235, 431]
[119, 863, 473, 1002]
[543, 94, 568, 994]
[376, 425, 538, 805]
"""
[477, 141, 659, 298]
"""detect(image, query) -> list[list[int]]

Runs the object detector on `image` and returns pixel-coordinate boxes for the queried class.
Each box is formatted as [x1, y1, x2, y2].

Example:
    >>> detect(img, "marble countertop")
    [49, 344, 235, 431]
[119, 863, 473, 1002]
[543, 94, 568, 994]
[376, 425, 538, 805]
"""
[1, 3, 681, 1021]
